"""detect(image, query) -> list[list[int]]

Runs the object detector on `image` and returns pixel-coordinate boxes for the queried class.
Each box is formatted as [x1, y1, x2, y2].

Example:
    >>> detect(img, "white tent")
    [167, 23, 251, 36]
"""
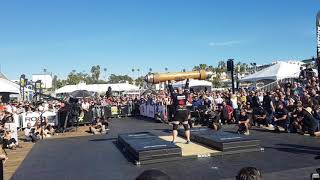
[55, 83, 140, 94]
[172, 79, 212, 89]
[0, 78, 20, 94]
[240, 61, 301, 82]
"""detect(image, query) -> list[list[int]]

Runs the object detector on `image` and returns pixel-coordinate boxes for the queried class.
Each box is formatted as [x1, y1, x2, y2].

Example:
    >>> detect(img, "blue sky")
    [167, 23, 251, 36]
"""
[0, 0, 319, 80]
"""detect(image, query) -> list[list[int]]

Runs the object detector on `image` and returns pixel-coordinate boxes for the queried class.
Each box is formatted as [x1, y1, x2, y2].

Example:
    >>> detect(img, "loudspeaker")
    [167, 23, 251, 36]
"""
[227, 60, 234, 71]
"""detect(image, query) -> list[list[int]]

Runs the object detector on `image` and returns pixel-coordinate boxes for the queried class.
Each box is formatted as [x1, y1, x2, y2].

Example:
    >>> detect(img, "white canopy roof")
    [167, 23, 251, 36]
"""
[172, 79, 212, 88]
[55, 83, 140, 94]
[0, 78, 20, 94]
[240, 61, 301, 82]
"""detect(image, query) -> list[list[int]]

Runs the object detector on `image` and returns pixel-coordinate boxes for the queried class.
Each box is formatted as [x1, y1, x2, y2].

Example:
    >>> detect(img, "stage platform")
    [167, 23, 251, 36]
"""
[12, 117, 320, 180]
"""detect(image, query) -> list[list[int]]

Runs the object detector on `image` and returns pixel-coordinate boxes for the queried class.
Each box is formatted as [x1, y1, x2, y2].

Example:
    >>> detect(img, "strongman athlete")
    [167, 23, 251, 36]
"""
[168, 79, 191, 144]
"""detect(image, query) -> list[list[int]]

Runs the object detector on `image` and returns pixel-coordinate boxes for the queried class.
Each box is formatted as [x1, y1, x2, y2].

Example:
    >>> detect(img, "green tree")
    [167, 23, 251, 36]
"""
[218, 61, 226, 70]
[135, 76, 144, 87]
[103, 68, 107, 79]
[108, 74, 133, 84]
[193, 64, 208, 71]
[90, 65, 101, 82]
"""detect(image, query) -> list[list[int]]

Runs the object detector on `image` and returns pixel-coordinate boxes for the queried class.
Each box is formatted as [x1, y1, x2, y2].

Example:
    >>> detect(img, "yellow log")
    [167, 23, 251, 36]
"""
[144, 70, 213, 84]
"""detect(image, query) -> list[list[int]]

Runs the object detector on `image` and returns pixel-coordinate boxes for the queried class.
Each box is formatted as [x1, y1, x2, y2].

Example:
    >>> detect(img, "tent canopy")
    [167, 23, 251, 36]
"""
[240, 61, 301, 82]
[0, 78, 20, 94]
[172, 79, 212, 88]
[55, 83, 140, 94]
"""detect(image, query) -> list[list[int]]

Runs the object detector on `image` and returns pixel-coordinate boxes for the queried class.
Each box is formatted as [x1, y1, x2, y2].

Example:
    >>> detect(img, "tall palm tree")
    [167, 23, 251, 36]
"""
[43, 68, 47, 74]
[182, 68, 186, 72]
[103, 68, 107, 80]
[165, 67, 168, 72]
[137, 68, 140, 78]
[131, 68, 135, 79]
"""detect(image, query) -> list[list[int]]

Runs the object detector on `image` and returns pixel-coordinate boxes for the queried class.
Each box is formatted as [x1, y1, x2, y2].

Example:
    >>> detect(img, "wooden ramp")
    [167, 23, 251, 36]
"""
[159, 136, 220, 157]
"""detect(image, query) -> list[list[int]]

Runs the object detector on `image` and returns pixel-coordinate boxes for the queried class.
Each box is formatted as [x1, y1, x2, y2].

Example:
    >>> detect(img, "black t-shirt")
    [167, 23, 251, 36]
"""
[286, 105, 296, 113]
[239, 114, 248, 122]
[302, 110, 318, 132]
[253, 107, 266, 117]
[275, 108, 288, 119]
[263, 95, 272, 110]
[311, 95, 320, 106]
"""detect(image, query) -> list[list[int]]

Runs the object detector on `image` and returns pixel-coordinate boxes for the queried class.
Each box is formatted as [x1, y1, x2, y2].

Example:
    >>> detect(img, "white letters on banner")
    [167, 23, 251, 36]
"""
[21, 111, 58, 128]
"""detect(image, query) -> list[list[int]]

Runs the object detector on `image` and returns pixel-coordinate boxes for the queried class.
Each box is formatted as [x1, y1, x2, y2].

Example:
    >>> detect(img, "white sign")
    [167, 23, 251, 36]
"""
[21, 112, 40, 128]
[21, 111, 58, 128]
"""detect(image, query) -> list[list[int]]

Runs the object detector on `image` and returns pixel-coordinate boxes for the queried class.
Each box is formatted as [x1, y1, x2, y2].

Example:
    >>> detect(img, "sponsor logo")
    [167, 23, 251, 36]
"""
[220, 137, 242, 140]
[177, 95, 186, 100]
[144, 144, 167, 148]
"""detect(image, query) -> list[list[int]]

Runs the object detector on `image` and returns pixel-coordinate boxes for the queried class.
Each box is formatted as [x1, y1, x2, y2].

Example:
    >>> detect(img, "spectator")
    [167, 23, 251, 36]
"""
[89, 117, 107, 134]
[253, 107, 267, 127]
[136, 169, 170, 180]
[3, 130, 21, 149]
[236, 167, 262, 180]
[238, 109, 250, 135]
[24, 122, 39, 142]
[274, 103, 289, 133]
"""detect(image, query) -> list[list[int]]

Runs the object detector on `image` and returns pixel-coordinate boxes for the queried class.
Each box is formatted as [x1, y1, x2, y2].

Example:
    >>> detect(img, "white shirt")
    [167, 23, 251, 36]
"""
[81, 102, 90, 111]
[215, 97, 224, 104]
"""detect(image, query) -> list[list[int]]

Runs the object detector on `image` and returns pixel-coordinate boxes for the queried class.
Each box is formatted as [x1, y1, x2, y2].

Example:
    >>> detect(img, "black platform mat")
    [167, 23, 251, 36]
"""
[118, 132, 181, 163]
[179, 128, 261, 152]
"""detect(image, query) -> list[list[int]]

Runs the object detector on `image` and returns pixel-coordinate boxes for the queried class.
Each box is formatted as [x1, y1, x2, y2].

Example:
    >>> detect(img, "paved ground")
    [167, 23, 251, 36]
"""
[12, 117, 320, 180]
[4, 125, 92, 180]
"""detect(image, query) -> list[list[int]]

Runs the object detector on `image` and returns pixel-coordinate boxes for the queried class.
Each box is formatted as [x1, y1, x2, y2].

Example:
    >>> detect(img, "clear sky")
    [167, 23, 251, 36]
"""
[0, 0, 319, 80]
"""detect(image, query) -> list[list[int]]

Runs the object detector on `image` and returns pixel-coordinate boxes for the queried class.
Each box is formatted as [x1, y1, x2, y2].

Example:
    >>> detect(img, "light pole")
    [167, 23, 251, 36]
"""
[316, 11, 320, 80]
[227, 59, 235, 94]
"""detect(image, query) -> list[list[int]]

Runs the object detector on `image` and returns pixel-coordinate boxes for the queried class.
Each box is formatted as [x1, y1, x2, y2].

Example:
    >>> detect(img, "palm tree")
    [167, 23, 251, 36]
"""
[137, 68, 140, 78]
[149, 68, 152, 72]
[193, 64, 208, 71]
[72, 69, 76, 74]
[182, 68, 186, 72]
[131, 68, 135, 79]
[165, 67, 168, 72]
[103, 68, 107, 80]
[218, 61, 226, 71]
[43, 68, 47, 74]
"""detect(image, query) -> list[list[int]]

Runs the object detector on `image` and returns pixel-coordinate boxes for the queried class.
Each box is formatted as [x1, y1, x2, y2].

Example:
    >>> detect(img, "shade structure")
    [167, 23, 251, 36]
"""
[0, 78, 20, 94]
[172, 79, 212, 88]
[55, 83, 140, 94]
[70, 90, 94, 99]
[240, 61, 301, 82]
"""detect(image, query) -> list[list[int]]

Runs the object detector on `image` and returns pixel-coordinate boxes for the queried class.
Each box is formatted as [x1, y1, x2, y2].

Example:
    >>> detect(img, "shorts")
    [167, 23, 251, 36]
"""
[173, 109, 189, 123]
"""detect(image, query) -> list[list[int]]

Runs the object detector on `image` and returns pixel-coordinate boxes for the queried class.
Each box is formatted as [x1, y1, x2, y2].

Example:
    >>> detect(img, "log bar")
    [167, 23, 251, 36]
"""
[144, 70, 213, 84]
